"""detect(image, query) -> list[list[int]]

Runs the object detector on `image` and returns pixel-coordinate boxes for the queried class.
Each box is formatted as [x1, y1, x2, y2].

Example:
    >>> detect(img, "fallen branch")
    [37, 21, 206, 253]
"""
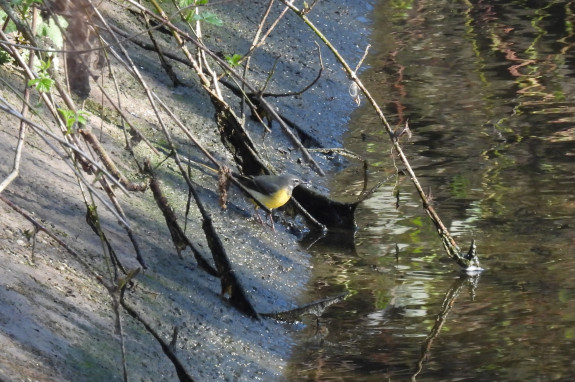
[261, 292, 348, 323]
[282, 0, 480, 269]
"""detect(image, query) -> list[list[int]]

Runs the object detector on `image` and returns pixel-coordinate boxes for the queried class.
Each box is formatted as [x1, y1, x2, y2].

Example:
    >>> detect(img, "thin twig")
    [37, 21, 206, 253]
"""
[241, 0, 291, 61]
[0, 93, 27, 194]
[239, 0, 275, 121]
[0, 7, 37, 193]
[354, 44, 371, 74]
[259, 42, 324, 98]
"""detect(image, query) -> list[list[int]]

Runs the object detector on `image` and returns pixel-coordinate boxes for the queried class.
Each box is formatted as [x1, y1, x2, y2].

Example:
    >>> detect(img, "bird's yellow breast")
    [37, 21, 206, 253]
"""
[250, 188, 292, 210]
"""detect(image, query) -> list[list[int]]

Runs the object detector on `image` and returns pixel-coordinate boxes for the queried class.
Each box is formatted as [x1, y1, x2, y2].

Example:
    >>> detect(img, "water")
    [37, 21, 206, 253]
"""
[287, 1, 575, 380]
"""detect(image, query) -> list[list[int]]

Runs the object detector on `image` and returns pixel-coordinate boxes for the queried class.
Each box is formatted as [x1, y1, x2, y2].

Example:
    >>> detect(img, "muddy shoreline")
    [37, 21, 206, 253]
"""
[0, 1, 373, 380]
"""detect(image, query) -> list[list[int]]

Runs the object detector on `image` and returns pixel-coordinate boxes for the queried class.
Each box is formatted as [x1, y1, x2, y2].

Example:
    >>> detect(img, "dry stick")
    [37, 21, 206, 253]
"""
[260, 42, 324, 98]
[281, 1, 476, 268]
[0, 8, 37, 194]
[124, 0, 325, 176]
[80, 130, 148, 191]
[189, 12, 224, 101]
[0, 84, 27, 192]
[241, 0, 291, 63]
[99, 178, 148, 269]
[141, 6, 183, 87]
[226, 75, 273, 133]
[110, 290, 129, 382]
[146, 164, 218, 276]
[84, 54, 160, 156]
[169, 0, 208, 88]
[97, 34, 157, 170]
[85, 199, 129, 281]
[239, 0, 276, 121]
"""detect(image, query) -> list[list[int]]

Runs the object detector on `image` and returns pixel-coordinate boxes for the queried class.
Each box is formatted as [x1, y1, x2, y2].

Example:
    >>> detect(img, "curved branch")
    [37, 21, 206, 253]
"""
[281, 0, 479, 269]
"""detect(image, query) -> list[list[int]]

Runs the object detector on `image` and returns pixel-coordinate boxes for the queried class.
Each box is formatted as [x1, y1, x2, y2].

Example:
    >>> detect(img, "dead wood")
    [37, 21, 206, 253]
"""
[282, 0, 481, 270]
[146, 163, 217, 276]
[261, 292, 348, 323]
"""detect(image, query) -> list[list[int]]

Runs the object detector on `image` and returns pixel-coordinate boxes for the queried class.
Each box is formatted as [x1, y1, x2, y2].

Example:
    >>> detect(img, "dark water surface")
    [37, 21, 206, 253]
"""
[287, 1, 575, 381]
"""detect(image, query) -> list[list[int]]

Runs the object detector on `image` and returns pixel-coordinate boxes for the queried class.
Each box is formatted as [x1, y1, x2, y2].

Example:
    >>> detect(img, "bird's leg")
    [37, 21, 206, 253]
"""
[254, 208, 265, 226]
[268, 212, 276, 232]
[253, 207, 275, 231]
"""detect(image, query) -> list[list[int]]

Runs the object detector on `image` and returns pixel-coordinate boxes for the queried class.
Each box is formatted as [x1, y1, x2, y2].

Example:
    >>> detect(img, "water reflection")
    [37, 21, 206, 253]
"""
[287, 0, 575, 380]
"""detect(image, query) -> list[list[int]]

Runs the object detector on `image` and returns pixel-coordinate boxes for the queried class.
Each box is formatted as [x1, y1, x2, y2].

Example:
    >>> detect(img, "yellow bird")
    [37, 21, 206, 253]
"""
[237, 174, 301, 230]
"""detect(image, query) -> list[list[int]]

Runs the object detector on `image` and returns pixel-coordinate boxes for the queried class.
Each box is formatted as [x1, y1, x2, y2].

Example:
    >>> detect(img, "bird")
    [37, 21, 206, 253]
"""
[236, 174, 301, 230]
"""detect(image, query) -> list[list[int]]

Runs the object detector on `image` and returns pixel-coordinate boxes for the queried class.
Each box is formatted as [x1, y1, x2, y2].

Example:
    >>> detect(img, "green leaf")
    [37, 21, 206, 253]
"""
[192, 11, 223, 27]
[28, 77, 54, 93]
[38, 58, 52, 71]
[76, 110, 88, 125]
[225, 53, 242, 67]
[57, 108, 88, 133]
[36, 77, 55, 92]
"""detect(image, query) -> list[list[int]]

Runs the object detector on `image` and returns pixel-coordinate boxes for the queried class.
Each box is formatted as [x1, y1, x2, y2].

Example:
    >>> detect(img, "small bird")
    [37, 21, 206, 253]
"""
[237, 174, 301, 230]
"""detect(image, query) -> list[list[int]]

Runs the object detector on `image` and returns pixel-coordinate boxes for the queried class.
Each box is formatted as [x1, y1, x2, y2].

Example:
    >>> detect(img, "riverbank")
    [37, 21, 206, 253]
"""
[0, 1, 373, 380]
